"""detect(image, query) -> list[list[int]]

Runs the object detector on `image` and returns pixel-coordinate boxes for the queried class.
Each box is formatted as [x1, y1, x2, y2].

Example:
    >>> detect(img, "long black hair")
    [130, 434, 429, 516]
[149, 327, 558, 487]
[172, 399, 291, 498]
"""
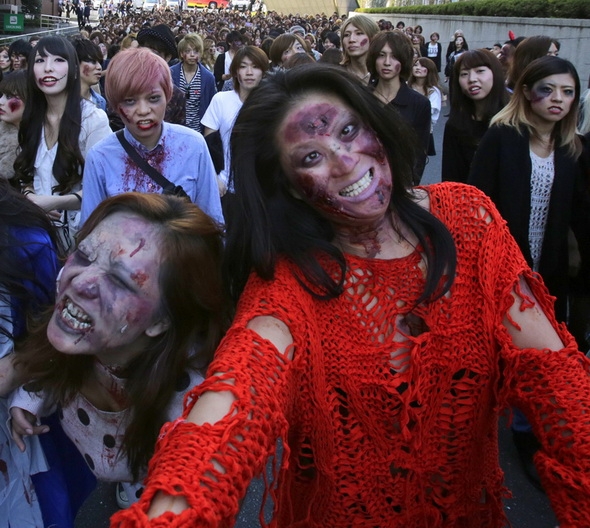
[14, 36, 84, 194]
[225, 64, 456, 304]
[448, 49, 509, 136]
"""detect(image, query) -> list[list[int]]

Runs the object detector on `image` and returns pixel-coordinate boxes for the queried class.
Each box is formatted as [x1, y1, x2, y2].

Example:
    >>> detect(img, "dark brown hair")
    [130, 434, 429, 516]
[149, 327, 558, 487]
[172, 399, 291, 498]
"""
[17, 192, 228, 480]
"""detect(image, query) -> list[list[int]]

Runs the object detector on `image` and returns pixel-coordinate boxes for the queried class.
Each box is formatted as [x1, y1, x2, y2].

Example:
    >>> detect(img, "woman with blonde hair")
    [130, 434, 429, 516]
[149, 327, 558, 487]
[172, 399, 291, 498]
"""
[201, 37, 217, 72]
[340, 14, 379, 83]
[469, 55, 589, 490]
[469, 56, 586, 320]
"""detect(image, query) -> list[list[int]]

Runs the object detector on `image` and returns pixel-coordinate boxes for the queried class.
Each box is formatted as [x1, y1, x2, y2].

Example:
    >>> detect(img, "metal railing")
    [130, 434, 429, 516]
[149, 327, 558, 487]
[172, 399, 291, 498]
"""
[0, 15, 78, 46]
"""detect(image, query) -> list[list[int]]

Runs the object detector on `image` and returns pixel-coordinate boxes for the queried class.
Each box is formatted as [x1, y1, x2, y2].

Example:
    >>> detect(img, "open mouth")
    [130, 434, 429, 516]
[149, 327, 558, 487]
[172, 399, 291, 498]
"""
[137, 120, 155, 130]
[61, 296, 93, 330]
[339, 169, 374, 197]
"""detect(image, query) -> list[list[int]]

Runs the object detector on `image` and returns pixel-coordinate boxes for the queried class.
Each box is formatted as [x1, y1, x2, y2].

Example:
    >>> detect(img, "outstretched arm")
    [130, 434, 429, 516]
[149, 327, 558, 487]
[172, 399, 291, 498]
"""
[111, 315, 295, 527]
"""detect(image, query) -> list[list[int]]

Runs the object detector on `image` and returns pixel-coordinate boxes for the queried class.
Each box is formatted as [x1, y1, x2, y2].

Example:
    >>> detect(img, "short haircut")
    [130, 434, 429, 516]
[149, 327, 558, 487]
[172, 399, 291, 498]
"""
[71, 37, 103, 64]
[230, 45, 269, 91]
[8, 39, 32, 58]
[269, 34, 306, 67]
[105, 47, 173, 110]
[177, 33, 203, 57]
[367, 31, 415, 81]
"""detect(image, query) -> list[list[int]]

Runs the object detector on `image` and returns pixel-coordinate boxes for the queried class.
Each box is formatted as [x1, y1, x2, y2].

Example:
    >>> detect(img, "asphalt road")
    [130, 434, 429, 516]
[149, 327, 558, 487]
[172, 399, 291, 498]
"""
[74, 103, 559, 528]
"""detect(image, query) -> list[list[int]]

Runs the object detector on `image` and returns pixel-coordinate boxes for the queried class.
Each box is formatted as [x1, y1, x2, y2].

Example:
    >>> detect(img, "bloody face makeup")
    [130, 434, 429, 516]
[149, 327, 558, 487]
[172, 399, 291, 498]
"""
[34, 51, 69, 96]
[47, 212, 165, 366]
[277, 92, 392, 229]
[375, 43, 402, 81]
[0, 50, 10, 72]
[0, 93, 25, 126]
[526, 73, 575, 124]
[118, 87, 167, 150]
[342, 24, 370, 59]
[80, 59, 103, 89]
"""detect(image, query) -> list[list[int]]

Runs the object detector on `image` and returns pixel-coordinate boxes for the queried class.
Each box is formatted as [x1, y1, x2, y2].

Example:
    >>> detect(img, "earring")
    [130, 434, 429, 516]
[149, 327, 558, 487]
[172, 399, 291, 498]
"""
[120, 324, 128, 334]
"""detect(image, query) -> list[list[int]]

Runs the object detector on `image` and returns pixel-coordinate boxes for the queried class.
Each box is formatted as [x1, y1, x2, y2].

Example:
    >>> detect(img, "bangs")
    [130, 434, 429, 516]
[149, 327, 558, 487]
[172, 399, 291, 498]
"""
[105, 48, 172, 108]
[456, 50, 494, 71]
[35, 37, 73, 61]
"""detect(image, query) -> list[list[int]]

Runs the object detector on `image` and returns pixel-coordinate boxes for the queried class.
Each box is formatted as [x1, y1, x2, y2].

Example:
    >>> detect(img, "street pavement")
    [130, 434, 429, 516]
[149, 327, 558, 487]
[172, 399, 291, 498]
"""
[74, 104, 559, 528]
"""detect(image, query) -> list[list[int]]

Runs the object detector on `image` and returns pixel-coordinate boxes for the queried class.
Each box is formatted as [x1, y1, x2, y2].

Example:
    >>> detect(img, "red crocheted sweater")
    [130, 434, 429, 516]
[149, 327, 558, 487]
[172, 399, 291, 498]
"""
[112, 183, 590, 528]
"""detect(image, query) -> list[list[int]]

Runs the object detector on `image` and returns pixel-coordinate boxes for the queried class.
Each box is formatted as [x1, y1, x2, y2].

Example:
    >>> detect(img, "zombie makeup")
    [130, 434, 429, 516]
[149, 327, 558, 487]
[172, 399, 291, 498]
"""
[0, 93, 25, 126]
[118, 88, 167, 150]
[0, 50, 10, 73]
[375, 44, 402, 81]
[80, 60, 103, 88]
[33, 51, 69, 95]
[47, 212, 165, 366]
[342, 24, 370, 58]
[527, 73, 576, 123]
[278, 93, 392, 230]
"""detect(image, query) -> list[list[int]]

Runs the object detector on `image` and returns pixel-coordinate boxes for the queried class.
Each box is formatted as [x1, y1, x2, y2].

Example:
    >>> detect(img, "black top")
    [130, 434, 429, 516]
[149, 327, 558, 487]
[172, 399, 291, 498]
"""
[468, 125, 590, 319]
[388, 82, 431, 184]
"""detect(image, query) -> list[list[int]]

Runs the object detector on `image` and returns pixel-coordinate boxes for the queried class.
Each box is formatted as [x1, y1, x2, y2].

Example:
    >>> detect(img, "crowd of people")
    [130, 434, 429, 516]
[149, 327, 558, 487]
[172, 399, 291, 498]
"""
[1, 6, 590, 527]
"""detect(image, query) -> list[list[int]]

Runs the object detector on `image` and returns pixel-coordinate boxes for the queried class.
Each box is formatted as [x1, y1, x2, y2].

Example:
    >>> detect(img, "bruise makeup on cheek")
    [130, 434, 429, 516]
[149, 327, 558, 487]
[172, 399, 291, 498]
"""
[359, 37, 369, 48]
[8, 98, 21, 113]
[118, 106, 130, 122]
[358, 126, 387, 165]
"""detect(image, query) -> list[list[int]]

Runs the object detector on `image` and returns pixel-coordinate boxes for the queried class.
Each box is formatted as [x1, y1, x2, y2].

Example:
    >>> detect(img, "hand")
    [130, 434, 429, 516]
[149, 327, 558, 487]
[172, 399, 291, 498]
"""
[10, 407, 50, 452]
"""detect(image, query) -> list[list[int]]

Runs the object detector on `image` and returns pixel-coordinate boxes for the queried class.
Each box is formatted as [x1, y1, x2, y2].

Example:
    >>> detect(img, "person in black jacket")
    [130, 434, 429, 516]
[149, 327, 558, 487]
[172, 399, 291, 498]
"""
[442, 49, 508, 183]
[424, 32, 442, 72]
[468, 56, 590, 489]
[213, 31, 246, 92]
[367, 30, 431, 184]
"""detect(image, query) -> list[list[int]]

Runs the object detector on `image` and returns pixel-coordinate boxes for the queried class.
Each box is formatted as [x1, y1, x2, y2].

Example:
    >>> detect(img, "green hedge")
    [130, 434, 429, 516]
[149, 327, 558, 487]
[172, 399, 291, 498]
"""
[358, 0, 590, 19]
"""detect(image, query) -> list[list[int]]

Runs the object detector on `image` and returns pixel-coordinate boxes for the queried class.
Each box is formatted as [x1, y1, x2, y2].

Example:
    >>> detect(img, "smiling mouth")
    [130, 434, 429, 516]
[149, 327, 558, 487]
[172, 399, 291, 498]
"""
[339, 169, 374, 197]
[61, 296, 93, 330]
[41, 77, 59, 83]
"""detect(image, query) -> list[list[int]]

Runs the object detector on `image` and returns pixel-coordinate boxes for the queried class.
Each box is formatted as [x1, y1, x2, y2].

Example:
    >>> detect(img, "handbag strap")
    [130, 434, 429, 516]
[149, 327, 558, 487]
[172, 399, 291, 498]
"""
[116, 130, 176, 193]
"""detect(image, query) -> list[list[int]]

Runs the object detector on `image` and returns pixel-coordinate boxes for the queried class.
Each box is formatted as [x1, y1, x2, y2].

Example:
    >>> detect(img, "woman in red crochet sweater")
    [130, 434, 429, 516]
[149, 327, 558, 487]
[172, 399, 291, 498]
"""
[112, 65, 590, 528]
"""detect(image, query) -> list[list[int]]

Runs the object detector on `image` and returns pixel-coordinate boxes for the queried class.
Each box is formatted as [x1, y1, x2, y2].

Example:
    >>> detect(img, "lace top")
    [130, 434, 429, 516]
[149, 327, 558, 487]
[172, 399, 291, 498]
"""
[112, 183, 590, 528]
[528, 150, 555, 272]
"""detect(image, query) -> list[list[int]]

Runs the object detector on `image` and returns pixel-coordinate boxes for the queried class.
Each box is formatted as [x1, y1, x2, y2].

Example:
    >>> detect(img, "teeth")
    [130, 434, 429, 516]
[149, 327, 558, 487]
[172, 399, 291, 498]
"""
[339, 170, 373, 197]
[62, 298, 92, 330]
